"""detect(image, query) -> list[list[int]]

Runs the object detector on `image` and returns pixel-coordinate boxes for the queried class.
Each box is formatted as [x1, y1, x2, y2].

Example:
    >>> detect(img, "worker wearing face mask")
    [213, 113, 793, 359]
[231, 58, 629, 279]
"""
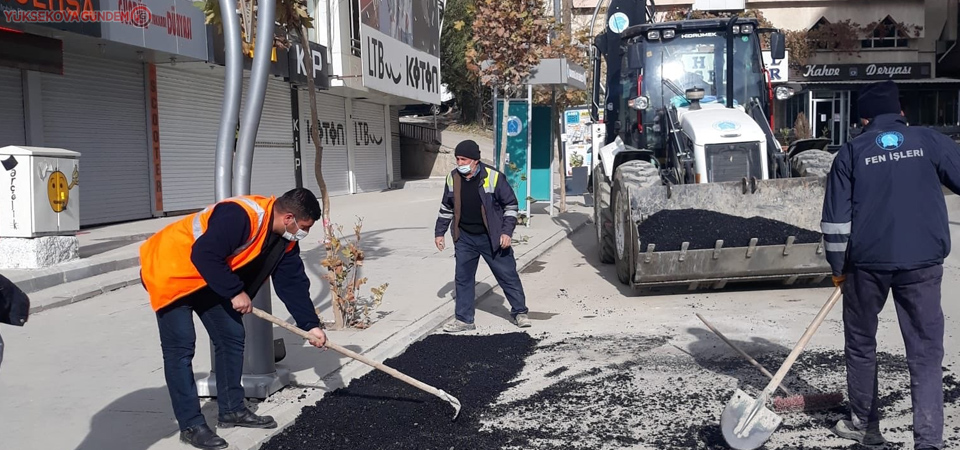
[139, 188, 326, 450]
[434, 140, 531, 332]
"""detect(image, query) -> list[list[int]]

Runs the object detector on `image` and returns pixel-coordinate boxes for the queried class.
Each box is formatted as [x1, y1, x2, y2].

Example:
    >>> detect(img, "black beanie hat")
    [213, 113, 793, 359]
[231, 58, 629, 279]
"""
[454, 140, 481, 161]
[858, 80, 901, 120]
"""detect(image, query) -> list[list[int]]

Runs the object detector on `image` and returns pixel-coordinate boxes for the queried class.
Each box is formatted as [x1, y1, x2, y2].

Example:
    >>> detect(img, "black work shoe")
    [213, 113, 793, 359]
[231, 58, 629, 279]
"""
[180, 424, 228, 450]
[218, 407, 278, 429]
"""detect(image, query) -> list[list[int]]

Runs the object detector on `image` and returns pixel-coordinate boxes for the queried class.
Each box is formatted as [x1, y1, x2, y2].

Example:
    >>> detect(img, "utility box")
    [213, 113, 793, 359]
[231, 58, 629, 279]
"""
[0, 146, 81, 269]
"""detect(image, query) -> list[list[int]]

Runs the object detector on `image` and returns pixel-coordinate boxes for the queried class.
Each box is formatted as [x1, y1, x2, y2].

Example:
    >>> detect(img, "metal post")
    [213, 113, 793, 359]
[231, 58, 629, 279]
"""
[214, 0, 241, 201]
[550, 86, 556, 218]
[198, 0, 291, 400]
[525, 84, 532, 225]
[197, 0, 244, 399]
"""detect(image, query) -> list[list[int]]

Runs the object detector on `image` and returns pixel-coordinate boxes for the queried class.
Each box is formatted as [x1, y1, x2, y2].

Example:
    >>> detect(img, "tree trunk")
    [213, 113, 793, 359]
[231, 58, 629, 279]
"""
[552, 88, 566, 213]
[297, 25, 342, 330]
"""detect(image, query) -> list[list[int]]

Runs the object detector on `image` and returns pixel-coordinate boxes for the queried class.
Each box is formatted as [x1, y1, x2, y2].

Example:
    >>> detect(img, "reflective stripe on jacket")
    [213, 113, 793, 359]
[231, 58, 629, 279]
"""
[434, 163, 520, 250]
[139, 195, 294, 311]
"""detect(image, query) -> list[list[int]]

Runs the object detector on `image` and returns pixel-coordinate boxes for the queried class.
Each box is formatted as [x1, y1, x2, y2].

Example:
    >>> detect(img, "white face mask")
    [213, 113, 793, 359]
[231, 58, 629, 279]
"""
[457, 164, 473, 174]
[282, 219, 309, 241]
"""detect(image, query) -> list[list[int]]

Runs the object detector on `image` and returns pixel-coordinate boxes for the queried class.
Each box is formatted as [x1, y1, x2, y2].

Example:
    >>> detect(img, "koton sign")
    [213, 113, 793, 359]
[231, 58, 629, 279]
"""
[358, 0, 442, 104]
[362, 24, 440, 104]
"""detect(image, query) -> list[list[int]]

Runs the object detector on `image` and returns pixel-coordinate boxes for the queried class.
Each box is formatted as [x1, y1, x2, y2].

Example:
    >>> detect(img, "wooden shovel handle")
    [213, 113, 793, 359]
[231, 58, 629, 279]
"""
[250, 307, 447, 398]
[763, 286, 843, 395]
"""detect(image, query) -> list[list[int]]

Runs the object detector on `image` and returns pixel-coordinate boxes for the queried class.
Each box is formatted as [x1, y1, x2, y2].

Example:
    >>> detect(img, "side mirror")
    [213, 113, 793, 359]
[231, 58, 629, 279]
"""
[770, 32, 786, 60]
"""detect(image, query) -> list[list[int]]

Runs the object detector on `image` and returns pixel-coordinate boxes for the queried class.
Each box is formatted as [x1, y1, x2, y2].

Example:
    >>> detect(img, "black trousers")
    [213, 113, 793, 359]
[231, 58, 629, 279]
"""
[156, 291, 247, 431]
[843, 264, 944, 449]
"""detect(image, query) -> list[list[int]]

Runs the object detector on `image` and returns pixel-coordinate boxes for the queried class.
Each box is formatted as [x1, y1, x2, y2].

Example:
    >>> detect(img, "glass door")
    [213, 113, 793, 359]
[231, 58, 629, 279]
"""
[813, 99, 833, 142]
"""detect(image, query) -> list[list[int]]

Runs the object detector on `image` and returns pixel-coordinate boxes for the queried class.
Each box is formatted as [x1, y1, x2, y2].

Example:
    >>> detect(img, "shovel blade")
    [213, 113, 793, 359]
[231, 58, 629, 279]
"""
[721, 389, 783, 450]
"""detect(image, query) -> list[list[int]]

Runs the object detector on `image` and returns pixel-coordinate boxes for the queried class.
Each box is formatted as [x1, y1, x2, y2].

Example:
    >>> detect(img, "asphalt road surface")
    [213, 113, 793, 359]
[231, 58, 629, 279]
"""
[433, 210, 960, 449]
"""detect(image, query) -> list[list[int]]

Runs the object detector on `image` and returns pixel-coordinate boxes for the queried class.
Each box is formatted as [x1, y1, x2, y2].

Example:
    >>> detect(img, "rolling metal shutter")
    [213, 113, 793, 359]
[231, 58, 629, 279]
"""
[41, 52, 152, 226]
[390, 106, 401, 184]
[299, 91, 351, 196]
[351, 100, 388, 193]
[156, 66, 222, 212]
[0, 68, 25, 148]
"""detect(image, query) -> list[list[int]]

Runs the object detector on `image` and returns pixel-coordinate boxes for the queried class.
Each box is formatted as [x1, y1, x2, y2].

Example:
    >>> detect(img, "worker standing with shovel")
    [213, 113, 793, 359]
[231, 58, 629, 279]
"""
[139, 188, 327, 450]
[821, 80, 960, 449]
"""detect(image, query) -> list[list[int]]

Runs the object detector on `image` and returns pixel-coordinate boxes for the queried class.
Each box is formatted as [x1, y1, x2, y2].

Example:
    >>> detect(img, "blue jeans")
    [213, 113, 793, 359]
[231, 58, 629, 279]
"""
[844, 264, 944, 449]
[454, 230, 528, 324]
[156, 291, 247, 431]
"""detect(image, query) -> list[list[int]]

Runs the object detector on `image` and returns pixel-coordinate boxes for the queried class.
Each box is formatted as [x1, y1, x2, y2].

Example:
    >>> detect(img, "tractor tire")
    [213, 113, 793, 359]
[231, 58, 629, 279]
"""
[612, 160, 661, 286]
[791, 149, 836, 178]
[594, 168, 616, 264]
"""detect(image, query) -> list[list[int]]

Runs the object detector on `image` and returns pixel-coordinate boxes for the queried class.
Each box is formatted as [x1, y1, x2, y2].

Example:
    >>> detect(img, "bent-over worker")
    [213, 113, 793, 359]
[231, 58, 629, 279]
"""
[140, 188, 327, 450]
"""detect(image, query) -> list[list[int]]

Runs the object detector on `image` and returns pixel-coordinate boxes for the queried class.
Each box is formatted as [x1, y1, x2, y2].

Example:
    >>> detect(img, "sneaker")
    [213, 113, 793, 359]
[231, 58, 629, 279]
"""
[442, 320, 476, 333]
[831, 419, 887, 446]
[515, 313, 531, 328]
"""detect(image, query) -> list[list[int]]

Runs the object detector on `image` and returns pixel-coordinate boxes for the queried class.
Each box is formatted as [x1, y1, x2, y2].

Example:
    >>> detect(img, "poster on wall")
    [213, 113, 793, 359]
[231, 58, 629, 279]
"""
[359, 0, 442, 104]
[562, 108, 593, 177]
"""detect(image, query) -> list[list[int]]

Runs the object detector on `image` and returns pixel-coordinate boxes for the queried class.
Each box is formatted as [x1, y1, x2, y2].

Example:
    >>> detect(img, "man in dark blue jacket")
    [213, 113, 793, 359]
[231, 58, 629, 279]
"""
[821, 80, 960, 449]
[434, 140, 530, 331]
[0, 274, 29, 373]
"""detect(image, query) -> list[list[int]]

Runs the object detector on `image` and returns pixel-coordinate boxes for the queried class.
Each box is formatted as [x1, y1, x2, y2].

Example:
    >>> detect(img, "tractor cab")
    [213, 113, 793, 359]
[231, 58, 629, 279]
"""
[614, 18, 787, 184]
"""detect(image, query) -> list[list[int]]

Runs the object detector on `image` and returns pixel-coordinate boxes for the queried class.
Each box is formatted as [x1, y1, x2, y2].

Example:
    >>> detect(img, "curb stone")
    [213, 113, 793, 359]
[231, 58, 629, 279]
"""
[226, 216, 591, 450]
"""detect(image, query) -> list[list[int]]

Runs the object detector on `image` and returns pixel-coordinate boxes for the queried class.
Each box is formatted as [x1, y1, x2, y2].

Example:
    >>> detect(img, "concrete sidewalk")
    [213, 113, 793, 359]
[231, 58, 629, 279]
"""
[0, 188, 591, 450]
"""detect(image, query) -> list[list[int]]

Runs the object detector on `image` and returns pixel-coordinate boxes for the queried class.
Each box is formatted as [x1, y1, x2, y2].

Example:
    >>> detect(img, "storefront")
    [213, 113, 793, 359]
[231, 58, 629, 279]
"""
[776, 62, 960, 148]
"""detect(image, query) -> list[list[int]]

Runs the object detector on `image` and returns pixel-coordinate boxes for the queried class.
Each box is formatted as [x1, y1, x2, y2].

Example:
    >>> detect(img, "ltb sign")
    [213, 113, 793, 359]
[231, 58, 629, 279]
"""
[762, 50, 790, 83]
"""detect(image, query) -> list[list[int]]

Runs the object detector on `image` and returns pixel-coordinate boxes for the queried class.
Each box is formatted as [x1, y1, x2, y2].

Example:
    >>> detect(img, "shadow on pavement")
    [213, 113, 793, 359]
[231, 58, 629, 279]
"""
[300, 226, 427, 316]
[476, 290, 560, 323]
[79, 233, 154, 258]
[74, 386, 208, 450]
[683, 326, 827, 396]
[274, 339, 365, 384]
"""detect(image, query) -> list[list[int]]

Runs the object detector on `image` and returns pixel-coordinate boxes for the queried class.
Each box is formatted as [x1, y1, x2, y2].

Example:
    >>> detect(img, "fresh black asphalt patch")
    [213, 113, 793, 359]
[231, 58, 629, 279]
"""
[637, 209, 823, 252]
[261, 333, 960, 450]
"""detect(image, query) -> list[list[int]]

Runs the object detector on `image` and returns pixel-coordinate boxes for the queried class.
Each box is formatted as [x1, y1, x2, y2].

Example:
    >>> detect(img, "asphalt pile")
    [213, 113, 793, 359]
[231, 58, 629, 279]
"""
[259, 333, 537, 450]
[636, 209, 822, 252]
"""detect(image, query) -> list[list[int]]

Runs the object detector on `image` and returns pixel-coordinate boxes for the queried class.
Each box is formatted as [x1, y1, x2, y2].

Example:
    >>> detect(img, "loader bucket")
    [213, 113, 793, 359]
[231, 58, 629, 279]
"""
[627, 177, 831, 289]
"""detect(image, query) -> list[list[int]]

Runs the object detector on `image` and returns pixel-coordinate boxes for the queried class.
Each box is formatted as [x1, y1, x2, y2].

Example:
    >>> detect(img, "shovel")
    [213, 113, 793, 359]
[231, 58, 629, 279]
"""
[721, 285, 843, 450]
[251, 307, 463, 420]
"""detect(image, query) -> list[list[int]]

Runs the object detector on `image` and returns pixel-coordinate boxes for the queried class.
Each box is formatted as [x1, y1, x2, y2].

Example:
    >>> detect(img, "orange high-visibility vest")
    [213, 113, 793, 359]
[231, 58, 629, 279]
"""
[139, 195, 295, 311]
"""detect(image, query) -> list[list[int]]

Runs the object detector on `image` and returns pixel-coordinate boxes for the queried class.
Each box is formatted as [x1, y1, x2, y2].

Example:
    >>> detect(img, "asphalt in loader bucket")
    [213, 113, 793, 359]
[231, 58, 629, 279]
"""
[606, 163, 832, 290]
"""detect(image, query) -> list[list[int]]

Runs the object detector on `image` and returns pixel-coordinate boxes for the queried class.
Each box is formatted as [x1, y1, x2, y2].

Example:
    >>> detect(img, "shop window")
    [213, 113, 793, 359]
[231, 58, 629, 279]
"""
[861, 16, 909, 49]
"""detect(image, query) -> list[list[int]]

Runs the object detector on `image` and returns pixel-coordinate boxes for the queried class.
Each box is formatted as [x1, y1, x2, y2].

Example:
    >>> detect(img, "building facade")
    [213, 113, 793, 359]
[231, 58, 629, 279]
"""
[0, 0, 436, 226]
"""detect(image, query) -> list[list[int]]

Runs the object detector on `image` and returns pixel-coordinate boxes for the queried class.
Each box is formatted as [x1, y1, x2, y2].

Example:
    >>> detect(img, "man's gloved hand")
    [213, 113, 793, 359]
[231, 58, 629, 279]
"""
[832, 275, 846, 287]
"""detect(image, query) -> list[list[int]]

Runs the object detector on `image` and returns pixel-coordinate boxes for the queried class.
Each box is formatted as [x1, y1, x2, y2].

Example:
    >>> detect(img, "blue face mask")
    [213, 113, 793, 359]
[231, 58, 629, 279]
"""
[457, 164, 473, 174]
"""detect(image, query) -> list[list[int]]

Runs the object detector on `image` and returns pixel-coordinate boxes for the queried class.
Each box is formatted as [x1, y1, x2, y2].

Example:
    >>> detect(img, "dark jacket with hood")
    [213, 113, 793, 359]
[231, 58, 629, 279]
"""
[0, 274, 29, 327]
